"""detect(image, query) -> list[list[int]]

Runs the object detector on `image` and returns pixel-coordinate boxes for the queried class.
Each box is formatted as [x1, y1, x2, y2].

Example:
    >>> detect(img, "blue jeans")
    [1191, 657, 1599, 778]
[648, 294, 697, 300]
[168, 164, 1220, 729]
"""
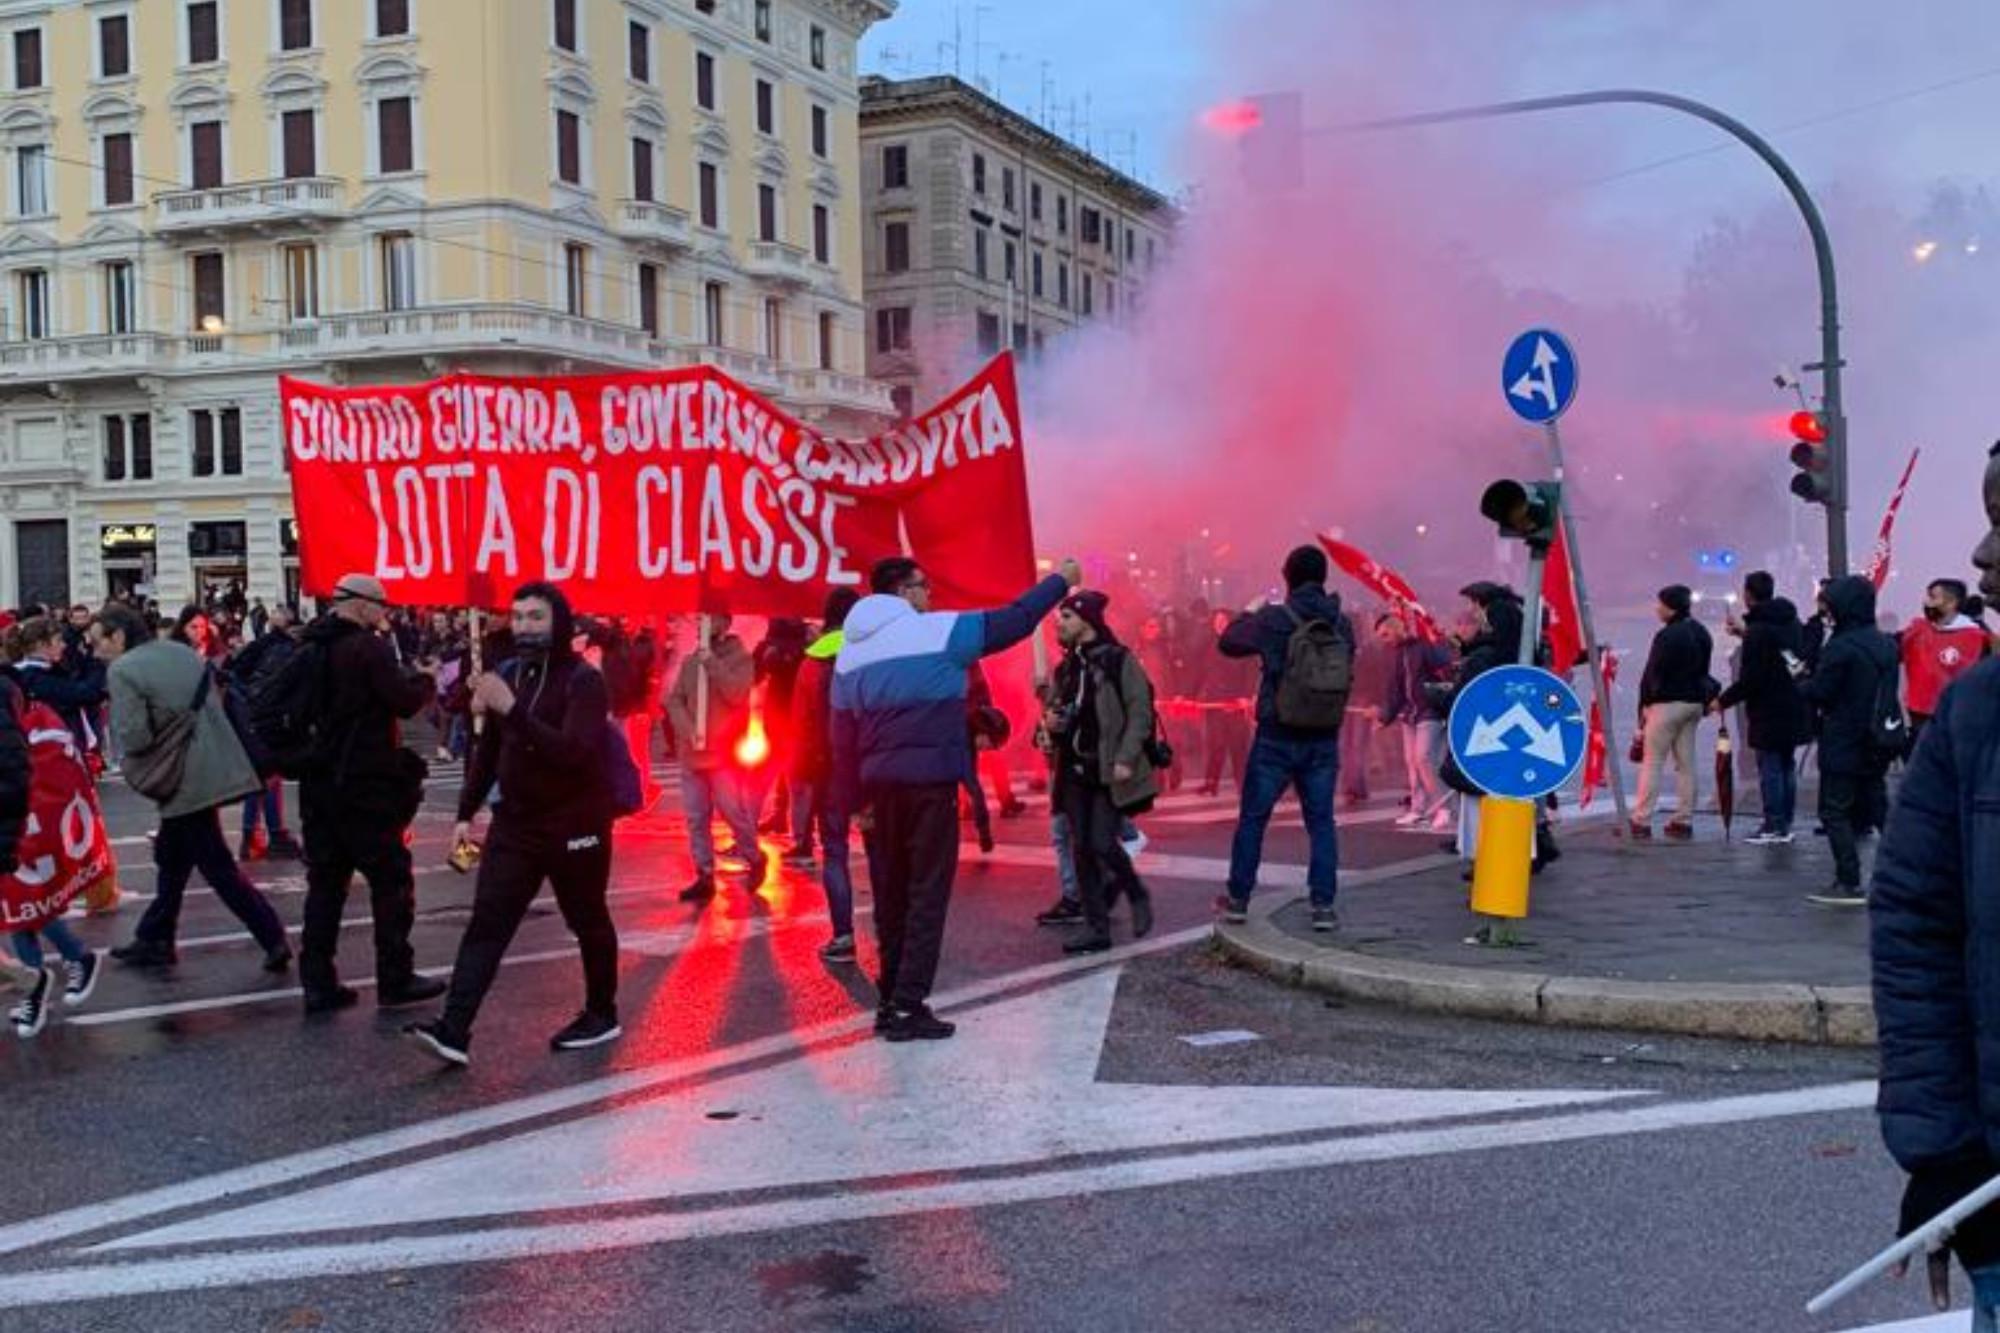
[790, 780, 818, 857]
[241, 777, 286, 838]
[681, 765, 758, 877]
[1228, 730, 1339, 907]
[1972, 1263, 2000, 1331]
[816, 802, 854, 938]
[11, 916, 86, 968]
[1755, 748, 1797, 834]
[1051, 810, 1079, 903]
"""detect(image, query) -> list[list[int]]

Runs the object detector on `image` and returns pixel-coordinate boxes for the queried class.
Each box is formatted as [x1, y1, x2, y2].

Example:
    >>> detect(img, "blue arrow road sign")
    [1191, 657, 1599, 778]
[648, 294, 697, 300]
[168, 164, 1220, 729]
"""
[1447, 665, 1587, 800]
[1501, 328, 1579, 424]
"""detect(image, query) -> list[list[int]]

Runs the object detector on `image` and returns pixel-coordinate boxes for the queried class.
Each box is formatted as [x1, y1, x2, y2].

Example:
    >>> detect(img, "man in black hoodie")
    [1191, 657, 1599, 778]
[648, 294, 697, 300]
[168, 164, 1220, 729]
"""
[1631, 584, 1713, 840]
[1713, 571, 1810, 844]
[1216, 546, 1353, 932]
[1802, 574, 1900, 907]
[408, 582, 619, 1067]
[297, 574, 441, 1014]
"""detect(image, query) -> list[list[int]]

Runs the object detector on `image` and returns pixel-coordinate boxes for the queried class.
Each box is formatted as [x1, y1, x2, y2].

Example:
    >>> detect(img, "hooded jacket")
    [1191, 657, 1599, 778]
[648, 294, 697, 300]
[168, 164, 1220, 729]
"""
[1217, 584, 1354, 739]
[11, 656, 106, 748]
[1049, 639, 1161, 812]
[301, 614, 435, 792]
[1715, 597, 1810, 753]
[1801, 575, 1901, 776]
[1902, 613, 1991, 717]
[1638, 611, 1714, 710]
[790, 627, 842, 787]
[831, 573, 1068, 799]
[1453, 585, 1524, 688]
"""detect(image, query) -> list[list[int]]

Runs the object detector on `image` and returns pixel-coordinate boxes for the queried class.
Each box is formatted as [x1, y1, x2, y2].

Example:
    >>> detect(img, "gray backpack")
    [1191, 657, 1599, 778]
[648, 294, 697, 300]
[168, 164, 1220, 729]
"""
[1273, 607, 1353, 732]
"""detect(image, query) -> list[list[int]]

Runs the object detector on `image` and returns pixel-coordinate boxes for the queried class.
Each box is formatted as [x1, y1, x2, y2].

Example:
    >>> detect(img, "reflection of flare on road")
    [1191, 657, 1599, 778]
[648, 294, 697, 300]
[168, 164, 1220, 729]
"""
[735, 712, 770, 768]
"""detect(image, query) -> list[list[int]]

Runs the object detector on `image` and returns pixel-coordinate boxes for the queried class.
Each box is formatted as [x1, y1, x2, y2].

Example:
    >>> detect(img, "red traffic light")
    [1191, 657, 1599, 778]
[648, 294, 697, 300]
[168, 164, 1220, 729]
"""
[1789, 410, 1827, 443]
[1201, 100, 1264, 136]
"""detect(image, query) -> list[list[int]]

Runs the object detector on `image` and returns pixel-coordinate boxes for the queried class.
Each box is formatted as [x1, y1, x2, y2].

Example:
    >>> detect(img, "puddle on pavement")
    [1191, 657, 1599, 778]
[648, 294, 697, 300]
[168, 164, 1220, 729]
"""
[757, 1249, 876, 1309]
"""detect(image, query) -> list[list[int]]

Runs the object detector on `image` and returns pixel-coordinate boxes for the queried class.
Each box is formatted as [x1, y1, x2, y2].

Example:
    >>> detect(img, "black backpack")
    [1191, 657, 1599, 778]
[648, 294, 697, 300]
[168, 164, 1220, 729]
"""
[1273, 607, 1353, 732]
[248, 639, 336, 780]
[1868, 656, 1911, 761]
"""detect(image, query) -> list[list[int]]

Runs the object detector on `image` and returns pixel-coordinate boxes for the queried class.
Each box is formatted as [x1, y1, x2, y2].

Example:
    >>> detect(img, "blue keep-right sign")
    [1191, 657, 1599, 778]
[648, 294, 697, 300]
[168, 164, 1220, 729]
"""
[1447, 665, 1587, 800]
[1501, 328, 1579, 424]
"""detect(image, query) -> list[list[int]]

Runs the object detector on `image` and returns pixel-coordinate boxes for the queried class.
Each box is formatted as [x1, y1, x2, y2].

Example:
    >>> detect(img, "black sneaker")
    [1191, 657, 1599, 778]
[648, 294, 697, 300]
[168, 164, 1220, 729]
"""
[406, 1019, 471, 1068]
[303, 985, 360, 1015]
[977, 828, 995, 854]
[874, 1005, 895, 1033]
[1214, 894, 1249, 925]
[819, 934, 856, 963]
[1130, 896, 1154, 939]
[1311, 907, 1339, 933]
[10, 967, 52, 1038]
[881, 1006, 956, 1042]
[263, 944, 294, 974]
[376, 975, 448, 1010]
[1035, 898, 1084, 926]
[1063, 934, 1114, 956]
[679, 875, 716, 903]
[267, 831, 304, 861]
[61, 951, 101, 1006]
[111, 939, 176, 968]
[551, 1011, 623, 1050]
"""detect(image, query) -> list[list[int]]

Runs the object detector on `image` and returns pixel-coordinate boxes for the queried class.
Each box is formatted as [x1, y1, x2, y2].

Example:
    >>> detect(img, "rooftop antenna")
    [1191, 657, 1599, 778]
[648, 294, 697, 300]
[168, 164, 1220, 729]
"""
[1082, 91, 1093, 151]
[1039, 61, 1053, 126]
[972, 5, 994, 88]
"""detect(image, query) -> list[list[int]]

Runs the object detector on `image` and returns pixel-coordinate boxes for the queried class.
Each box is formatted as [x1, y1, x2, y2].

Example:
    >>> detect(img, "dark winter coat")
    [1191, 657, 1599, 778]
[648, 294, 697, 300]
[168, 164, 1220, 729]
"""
[1715, 598, 1810, 753]
[11, 657, 106, 748]
[1871, 659, 2000, 1182]
[458, 647, 613, 837]
[302, 616, 435, 793]
[1638, 613, 1714, 710]
[1218, 585, 1353, 740]
[1454, 593, 1524, 689]
[1381, 638, 1453, 725]
[1801, 576, 1900, 777]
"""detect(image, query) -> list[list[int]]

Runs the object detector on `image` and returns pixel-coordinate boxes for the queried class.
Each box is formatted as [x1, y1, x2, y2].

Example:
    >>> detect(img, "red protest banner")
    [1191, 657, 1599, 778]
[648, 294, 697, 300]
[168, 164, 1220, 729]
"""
[282, 355, 1035, 616]
[1316, 534, 1442, 642]
[1, 703, 114, 934]
[1542, 521, 1586, 673]
[1865, 448, 1921, 592]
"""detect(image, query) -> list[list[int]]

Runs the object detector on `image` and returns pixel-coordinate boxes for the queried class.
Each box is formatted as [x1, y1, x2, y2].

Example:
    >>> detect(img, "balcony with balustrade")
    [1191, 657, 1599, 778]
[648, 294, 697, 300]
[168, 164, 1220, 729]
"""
[741, 240, 815, 288]
[152, 177, 346, 235]
[617, 200, 694, 253]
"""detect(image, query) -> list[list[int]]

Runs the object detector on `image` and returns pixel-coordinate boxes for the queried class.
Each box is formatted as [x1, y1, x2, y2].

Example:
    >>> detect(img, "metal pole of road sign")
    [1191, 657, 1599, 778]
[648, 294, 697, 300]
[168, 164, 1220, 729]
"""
[1344, 89, 1850, 575]
[1544, 420, 1631, 828]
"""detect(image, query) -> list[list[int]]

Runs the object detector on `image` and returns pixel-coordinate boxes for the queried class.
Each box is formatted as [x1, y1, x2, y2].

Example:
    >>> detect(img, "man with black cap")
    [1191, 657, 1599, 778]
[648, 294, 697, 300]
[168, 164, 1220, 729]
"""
[296, 573, 443, 1014]
[1043, 588, 1157, 955]
[1631, 584, 1713, 841]
[1216, 545, 1354, 932]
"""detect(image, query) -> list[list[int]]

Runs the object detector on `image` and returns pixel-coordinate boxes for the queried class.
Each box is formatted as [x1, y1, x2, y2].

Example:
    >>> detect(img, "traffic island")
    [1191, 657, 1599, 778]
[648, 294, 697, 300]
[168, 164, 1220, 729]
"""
[1212, 817, 1877, 1046]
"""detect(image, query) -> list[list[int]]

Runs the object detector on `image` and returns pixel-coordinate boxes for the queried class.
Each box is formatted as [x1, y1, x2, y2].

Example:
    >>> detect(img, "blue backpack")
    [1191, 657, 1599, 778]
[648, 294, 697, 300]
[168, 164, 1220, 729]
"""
[502, 661, 645, 819]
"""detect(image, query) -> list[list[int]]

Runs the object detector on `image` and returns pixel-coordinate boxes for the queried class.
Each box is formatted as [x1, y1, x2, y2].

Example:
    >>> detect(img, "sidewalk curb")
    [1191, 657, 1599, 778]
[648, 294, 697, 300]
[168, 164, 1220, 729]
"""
[1212, 894, 1876, 1047]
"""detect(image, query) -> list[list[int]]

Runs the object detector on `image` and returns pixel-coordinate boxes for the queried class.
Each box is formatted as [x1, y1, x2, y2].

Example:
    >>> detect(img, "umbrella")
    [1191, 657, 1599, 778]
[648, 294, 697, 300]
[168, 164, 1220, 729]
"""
[1713, 722, 1736, 841]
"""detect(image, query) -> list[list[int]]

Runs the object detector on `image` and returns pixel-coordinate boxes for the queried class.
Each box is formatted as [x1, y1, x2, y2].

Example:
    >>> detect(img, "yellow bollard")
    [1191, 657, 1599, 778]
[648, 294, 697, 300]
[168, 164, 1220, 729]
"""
[1469, 796, 1535, 919]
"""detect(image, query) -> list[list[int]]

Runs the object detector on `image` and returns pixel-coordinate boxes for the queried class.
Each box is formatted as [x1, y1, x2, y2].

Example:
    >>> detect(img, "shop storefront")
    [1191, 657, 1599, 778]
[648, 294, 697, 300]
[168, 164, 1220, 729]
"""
[100, 524, 156, 601]
[189, 521, 247, 610]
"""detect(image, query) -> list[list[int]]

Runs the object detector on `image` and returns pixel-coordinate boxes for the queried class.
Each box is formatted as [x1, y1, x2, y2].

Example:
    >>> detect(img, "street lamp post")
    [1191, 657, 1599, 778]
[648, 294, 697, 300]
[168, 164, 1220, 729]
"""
[1342, 90, 1850, 575]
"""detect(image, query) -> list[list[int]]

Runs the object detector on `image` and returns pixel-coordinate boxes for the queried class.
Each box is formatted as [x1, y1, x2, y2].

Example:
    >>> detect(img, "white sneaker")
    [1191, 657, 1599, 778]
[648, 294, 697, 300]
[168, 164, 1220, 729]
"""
[1393, 811, 1423, 827]
[1430, 809, 1454, 832]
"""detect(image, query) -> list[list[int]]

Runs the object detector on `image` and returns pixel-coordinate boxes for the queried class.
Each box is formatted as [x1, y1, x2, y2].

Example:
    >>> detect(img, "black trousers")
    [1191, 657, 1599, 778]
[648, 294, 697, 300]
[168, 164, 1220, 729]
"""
[440, 821, 617, 1040]
[1821, 770, 1888, 889]
[865, 782, 959, 1012]
[298, 784, 418, 993]
[135, 806, 286, 951]
[1060, 779, 1148, 938]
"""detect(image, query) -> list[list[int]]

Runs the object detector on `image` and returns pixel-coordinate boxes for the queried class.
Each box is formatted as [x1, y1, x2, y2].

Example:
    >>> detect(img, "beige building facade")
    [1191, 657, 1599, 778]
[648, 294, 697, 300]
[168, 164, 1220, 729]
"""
[857, 74, 1173, 418]
[0, 0, 895, 609]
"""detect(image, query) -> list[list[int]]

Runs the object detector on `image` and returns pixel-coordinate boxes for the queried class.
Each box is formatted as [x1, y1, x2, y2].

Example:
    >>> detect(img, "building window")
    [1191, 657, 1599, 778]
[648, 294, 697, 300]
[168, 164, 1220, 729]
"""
[883, 221, 909, 273]
[817, 310, 833, 370]
[1003, 240, 1016, 285]
[698, 161, 719, 227]
[695, 51, 715, 111]
[191, 251, 224, 329]
[102, 133, 135, 207]
[754, 0, 771, 41]
[890, 385, 913, 419]
[281, 109, 316, 178]
[375, 0, 411, 38]
[1057, 261, 1069, 308]
[811, 105, 828, 159]
[16, 269, 48, 340]
[1012, 320, 1027, 351]
[630, 137, 654, 201]
[628, 19, 649, 81]
[874, 306, 910, 353]
[102, 261, 135, 334]
[756, 80, 775, 136]
[378, 96, 414, 174]
[563, 242, 587, 317]
[973, 229, 988, 280]
[763, 297, 781, 359]
[99, 14, 131, 78]
[1126, 230, 1136, 263]
[190, 120, 223, 188]
[1030, 181, 1042, 221]
[15, 144, 47, 216]
[1106, 280, 1116, 317]
[1104, 220, 1116, 255]
[812, 204, 829, 263]
[695, 0, 714, 10]
[810, 24, 826, 70]
[882, 144, 907, 189]
[1147, 237, 1156, 267]
[637, 262, 659, 336]
[13, 28, 41, 91]
[380, 231, 415, 310]
[757, 183, 777, 242]
[552, 0, 577, 52]
[977, 312, 1000, 355]
[191, 407, 244, 477]
[1081, 272, 1093, 316]
[555, 109, 581, 185]
[972, 152, 986, 196]
[278, 0, 313, 51]
[103, 414, 153, 482]
[1002, 168, 1015, 211]
[1031, 251, 1043, 298]
[282, 243, 317, 322]
[1080, 206, 1100, 245]
[1057, 195, 1068, 235]
[188, 2, 221, 63]
[703, 280, 724, 344]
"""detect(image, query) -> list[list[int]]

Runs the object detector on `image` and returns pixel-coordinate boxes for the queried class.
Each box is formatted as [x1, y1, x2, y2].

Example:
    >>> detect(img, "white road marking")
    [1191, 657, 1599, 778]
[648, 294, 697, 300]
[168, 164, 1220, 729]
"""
[1838, 1317, 1969, 1332]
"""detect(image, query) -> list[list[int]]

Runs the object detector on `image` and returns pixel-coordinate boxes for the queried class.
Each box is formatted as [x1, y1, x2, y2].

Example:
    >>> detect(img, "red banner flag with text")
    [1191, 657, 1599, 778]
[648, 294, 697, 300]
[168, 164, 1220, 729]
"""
[1580, 647, 1619, 809]
[1, 703, 114, 934]
[281, 356, 1035, 616]
[1316, 535, 1442, 642]
[1865, 448, 1922, 592]
[1542, 521, 1586, 673]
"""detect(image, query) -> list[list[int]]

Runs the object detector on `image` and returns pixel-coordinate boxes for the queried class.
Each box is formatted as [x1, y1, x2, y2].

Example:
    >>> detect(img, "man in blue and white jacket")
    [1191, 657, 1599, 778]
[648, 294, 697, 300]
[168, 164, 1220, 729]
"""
[832, 554, 1079, 1042]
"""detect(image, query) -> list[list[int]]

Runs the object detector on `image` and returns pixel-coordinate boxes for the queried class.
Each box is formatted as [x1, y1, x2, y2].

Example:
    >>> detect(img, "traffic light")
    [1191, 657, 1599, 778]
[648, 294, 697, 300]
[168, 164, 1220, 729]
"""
[1203, 92, 1303, 191]
[1788, 410, 1832, 504]
[1480, 479, 1561, 549]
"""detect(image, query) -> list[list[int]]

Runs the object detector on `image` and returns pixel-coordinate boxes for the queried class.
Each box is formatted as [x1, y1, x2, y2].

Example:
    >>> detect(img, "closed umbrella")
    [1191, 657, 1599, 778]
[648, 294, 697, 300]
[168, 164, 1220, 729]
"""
[1714, 722, 1737, 841]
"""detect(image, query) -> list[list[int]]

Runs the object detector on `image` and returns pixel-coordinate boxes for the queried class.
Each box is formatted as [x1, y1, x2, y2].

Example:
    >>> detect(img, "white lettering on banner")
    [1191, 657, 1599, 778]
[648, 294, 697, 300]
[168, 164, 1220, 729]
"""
[636, 467, 671, 578]
[475, 467, 520, 577]
[774, 478, 821, 580]
[978, 385, 1017, 454]
[288, 397, 424, 465]
[429, 385, 593, 458]
[820, 491, 859, 586]
[697, 463, 736, 573]
[700, 382, 726, 454]
[394, 468, 434, 578]
[541, 469, 601, 580]
[423, 463, 476, 575]
[365, 470, 405, 579]
[739, 471, 776, 577]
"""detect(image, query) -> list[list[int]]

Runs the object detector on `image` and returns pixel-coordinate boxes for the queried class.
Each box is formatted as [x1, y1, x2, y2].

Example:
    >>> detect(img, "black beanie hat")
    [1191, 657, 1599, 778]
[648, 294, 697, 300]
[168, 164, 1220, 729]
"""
[1060, 590, 1116, 643]
[1659, 584, 1693, 615]
[1283, 544, 1329, 591]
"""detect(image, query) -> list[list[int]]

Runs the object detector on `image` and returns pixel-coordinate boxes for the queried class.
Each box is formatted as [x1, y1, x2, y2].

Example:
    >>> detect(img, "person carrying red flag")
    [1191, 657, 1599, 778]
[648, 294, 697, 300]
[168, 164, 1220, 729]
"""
[1901, 578, 1991, 748]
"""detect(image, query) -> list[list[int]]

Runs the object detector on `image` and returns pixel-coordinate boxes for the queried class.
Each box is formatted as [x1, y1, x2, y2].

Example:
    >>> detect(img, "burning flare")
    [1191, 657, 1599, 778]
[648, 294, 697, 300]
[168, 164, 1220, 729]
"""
[735, 711, 770, 768]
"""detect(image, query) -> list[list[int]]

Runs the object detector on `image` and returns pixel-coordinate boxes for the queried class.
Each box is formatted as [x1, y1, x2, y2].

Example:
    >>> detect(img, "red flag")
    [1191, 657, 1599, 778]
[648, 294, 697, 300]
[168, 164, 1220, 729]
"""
[1865, 448, 1921, 592]
[1316, 534, 1442, 641]
[1542, 520, 1585, 673]
[1580, 647, 1619, 809]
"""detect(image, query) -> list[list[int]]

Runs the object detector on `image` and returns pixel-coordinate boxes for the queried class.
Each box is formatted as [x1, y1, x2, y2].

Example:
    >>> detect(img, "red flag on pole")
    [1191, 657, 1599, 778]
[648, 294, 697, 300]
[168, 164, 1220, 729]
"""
[1542, 521, 1586, 672]
[1317, 534, 1442, 641]
[1864, 448, 1922, 592]
[1580, 646, 1620, 809]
